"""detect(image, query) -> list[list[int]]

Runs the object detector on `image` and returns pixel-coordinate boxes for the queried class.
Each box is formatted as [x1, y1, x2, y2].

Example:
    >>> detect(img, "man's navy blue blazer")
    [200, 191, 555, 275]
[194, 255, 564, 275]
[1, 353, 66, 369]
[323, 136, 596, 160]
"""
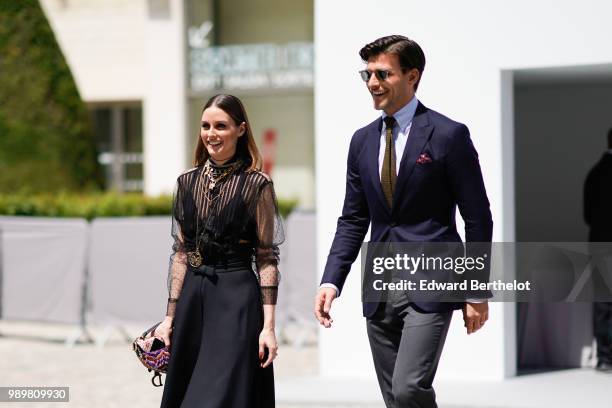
[322, 102, 493, 317]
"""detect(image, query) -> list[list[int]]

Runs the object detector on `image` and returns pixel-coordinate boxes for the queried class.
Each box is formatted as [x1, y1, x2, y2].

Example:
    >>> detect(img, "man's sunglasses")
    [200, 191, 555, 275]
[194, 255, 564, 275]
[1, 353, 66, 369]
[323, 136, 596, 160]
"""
[359, 69, 392, 82]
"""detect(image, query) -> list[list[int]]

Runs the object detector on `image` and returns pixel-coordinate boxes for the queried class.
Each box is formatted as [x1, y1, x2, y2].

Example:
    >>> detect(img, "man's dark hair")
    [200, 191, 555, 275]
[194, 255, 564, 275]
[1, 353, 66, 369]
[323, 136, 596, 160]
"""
[608, 127, 612, 149]
[359, 35, 426, 90]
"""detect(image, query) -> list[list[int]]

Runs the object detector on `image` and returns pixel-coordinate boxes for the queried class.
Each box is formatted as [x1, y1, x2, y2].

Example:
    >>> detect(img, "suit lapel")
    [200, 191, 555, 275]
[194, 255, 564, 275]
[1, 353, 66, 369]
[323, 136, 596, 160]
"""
[393, 102, 433, 206]
[366, 118, 391, 215]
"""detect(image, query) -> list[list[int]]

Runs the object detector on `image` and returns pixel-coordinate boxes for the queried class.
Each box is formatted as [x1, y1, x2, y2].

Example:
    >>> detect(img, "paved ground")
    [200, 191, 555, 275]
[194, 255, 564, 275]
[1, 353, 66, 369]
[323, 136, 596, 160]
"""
[276, 370, 612, 408]
[0, 321, 381, 408]
[4, 321, 610, 408]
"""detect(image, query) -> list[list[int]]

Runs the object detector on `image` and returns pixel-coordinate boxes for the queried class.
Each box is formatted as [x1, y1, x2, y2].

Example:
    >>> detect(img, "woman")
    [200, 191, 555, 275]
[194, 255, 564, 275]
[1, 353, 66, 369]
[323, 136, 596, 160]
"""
[157, 94, 283, 408]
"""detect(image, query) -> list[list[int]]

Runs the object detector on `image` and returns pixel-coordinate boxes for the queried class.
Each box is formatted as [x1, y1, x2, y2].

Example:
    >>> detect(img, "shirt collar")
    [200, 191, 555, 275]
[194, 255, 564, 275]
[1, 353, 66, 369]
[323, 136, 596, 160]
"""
[382, 96, 419, 131]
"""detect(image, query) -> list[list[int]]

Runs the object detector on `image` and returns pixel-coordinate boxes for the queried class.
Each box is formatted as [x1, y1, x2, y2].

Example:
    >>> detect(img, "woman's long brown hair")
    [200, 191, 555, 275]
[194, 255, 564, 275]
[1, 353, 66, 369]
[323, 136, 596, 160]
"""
[193, 94, 262, 171]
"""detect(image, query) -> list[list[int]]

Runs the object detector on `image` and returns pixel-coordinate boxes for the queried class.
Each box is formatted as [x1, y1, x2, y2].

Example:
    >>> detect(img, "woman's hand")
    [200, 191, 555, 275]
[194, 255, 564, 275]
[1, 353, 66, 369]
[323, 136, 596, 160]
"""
[258, 327, 278, 368]
[155, 316, 174, 347]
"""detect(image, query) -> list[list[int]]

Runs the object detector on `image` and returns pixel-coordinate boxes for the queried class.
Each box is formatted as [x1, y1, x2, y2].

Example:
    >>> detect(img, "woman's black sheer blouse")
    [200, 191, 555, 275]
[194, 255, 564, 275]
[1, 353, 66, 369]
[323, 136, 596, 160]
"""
[166, 160, 284, 317]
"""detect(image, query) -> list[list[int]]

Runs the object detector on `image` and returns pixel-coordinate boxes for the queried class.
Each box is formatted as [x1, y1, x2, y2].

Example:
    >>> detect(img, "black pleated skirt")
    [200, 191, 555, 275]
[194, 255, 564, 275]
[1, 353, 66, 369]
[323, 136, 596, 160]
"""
[160, 258, 275, 408]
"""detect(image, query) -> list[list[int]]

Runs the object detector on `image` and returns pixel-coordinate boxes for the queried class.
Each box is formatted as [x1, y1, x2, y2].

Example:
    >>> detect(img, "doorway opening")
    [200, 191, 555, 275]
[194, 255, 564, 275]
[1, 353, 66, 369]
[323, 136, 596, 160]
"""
[509, 63, 612, 373]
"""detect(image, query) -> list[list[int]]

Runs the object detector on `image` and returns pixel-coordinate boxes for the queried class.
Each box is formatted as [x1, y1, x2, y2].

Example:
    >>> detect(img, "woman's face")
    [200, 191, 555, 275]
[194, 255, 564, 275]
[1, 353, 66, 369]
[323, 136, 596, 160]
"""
[200, 106, 245, 164]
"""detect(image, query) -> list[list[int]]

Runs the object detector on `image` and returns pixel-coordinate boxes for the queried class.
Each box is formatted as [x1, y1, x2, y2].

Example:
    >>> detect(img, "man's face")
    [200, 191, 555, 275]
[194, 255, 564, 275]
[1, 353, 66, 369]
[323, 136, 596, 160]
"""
[365, 52, 419, 115]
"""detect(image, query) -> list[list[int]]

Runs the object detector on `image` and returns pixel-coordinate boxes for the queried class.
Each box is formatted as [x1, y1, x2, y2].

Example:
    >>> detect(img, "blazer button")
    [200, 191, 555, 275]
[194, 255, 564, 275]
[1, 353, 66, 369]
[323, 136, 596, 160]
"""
[390, 222, 397, 227]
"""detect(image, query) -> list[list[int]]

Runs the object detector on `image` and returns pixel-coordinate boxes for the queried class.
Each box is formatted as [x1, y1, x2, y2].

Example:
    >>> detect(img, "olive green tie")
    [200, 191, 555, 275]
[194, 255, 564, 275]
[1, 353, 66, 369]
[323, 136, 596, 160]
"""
[381, 116, 397, 208]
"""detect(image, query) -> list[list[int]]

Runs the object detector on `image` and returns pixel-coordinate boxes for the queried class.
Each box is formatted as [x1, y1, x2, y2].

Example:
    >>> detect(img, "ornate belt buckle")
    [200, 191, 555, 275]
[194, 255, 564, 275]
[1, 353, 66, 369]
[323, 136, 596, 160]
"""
[188, 251, 202, 268]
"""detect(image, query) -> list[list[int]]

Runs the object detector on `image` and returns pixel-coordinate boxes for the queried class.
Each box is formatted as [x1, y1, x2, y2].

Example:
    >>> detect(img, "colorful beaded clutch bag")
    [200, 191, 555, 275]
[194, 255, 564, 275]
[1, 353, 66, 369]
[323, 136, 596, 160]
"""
[132, 322, 171, 387]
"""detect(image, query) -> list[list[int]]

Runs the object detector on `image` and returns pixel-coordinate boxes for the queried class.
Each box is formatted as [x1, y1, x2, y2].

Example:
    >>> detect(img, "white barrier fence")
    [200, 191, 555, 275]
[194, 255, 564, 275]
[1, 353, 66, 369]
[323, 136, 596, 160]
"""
[0, 212, 317, 346]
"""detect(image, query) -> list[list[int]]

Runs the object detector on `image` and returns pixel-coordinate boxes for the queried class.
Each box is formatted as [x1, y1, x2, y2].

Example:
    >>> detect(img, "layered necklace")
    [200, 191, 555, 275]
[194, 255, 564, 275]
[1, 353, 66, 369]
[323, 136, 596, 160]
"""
[203, 158, 243, 199]
[186, 157, 243, 268]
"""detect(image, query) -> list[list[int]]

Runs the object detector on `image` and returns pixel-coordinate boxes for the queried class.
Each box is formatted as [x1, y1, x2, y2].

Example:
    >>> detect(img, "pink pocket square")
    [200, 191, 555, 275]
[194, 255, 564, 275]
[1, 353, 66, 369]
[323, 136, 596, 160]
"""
[416, 153, 433, 164]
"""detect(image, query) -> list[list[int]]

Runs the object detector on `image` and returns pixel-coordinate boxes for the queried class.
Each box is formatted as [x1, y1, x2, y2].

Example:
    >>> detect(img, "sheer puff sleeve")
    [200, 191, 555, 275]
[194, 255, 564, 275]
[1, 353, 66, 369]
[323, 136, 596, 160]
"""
[166, 177, 188, 318]
[254, 178, 285, 305]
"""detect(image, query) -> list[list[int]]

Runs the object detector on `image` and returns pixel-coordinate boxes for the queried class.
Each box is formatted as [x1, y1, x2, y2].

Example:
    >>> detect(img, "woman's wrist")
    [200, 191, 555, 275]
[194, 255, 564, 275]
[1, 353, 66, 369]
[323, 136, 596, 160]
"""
[262, 325, 275, 331]
[164, 315, 174, 323]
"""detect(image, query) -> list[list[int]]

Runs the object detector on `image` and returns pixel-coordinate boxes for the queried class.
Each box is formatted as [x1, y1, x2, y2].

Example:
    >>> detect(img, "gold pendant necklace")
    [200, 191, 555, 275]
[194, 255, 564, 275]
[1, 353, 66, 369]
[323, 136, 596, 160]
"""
[188, 251, 202, 268]
[187, 167, 207, 268]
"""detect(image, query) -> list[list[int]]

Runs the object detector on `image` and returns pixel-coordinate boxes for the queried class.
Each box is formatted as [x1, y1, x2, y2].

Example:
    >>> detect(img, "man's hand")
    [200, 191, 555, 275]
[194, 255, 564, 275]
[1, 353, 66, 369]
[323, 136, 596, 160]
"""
[314, 287, 337, 328]
[462, 301, 488, 335]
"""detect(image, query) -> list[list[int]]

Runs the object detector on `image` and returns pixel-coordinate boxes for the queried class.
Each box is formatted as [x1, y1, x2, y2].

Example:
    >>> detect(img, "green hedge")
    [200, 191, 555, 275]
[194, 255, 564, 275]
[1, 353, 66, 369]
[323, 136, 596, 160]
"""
[0, 194, 298, 220]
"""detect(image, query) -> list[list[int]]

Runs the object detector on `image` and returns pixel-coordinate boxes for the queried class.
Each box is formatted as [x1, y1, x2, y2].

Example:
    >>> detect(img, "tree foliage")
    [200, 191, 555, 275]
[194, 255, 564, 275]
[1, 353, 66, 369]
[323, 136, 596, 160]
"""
[0, 0, 103, 193]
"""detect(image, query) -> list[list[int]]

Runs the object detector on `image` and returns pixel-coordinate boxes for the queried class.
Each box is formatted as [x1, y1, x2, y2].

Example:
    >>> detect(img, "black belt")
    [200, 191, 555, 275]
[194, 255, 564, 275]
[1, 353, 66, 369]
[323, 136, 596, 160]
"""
[188, 256, 252, 282]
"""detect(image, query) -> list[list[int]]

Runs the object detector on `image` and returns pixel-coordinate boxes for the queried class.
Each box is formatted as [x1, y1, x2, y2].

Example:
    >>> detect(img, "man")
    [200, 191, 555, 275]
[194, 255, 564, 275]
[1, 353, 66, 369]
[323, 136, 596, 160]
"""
[584, 128, 612, 373]
[314, 35, 493, 407]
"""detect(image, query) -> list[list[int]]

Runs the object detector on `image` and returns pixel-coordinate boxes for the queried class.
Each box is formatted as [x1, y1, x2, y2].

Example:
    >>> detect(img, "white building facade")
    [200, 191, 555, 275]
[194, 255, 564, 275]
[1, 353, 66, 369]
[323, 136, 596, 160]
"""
[41, 0, 315, 206]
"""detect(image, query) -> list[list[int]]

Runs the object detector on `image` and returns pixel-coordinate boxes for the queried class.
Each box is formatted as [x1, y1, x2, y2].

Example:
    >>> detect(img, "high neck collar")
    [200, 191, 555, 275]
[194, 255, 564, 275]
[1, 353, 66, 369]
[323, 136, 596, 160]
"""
[209, 154, 240, 169]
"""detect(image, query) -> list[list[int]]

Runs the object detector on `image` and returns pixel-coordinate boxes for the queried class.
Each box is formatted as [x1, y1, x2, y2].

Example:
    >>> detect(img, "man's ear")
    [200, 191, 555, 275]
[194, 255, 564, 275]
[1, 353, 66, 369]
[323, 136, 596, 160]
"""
[408, 68, 420, 85]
